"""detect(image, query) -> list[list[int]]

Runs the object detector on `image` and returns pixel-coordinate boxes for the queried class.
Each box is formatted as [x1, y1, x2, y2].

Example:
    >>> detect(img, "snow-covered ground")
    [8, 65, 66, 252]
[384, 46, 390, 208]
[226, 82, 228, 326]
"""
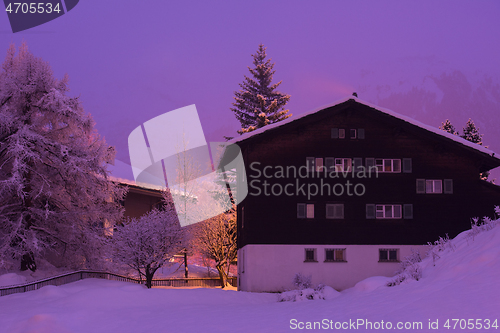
[0, 222, 499, 333]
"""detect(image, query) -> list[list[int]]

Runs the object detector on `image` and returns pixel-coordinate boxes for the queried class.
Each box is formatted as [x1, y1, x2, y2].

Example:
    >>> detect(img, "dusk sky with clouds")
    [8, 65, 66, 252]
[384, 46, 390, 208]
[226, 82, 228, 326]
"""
[1, 0, 499, 180]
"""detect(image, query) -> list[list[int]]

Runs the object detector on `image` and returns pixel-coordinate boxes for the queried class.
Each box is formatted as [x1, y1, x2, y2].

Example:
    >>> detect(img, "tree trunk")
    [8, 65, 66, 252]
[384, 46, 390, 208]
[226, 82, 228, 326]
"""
[216, 264, 227, 288]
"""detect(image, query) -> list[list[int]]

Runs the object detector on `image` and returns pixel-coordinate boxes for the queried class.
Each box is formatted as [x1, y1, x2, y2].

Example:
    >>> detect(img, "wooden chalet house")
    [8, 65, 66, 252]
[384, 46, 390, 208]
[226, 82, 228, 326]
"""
[232, 97, 500, 292]
[112, 177, 164, 219]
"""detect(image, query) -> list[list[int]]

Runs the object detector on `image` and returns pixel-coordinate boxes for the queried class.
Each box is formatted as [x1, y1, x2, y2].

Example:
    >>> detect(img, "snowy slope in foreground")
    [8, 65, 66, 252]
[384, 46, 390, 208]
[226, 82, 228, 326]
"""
[0, 223, 499, 333]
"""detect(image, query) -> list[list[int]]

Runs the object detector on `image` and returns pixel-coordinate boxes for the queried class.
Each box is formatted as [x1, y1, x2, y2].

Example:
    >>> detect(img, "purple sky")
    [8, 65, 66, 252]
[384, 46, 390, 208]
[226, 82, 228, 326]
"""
[1, 1, 500, 180]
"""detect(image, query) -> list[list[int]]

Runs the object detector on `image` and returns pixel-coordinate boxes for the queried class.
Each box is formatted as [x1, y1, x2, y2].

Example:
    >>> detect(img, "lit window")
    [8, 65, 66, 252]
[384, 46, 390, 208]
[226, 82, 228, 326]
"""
[335, 158, 352, 172]
[306, 204, 314, 218]
[375, 159, 401, 173]
[375, 205, 402, 219]
[325, 248, 346, 262]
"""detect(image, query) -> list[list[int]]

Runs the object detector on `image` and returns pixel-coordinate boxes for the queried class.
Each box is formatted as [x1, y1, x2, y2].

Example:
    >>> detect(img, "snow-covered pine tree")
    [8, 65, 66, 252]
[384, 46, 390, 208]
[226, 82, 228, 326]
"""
[461, 118, 483, 146]
[0, 43, 124, 271]
[439, 119, 458, 135]
[231, 44, 291, 135]
[439, 118, 489, 181]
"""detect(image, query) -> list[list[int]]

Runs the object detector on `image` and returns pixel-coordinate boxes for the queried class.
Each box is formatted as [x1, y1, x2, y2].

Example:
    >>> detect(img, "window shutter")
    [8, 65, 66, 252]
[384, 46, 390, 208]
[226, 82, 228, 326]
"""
[416, 179, 425, 193]
[331, 128, 339, 139]
[297, 203, 306, 218]
[325, 157, 335, 172]
[353, 158, 363, 172]
[444, 179, 453, 194]
[326, 204, 335, 219]
[404, 204, 413, 219]
[358, 128, 365, 139]
[306, 157, 315, 172]
[402, 158, 412, 173]
[365, 158, 375, 169]
[366, 204, 376, 219]
[335, 204, 344, 219]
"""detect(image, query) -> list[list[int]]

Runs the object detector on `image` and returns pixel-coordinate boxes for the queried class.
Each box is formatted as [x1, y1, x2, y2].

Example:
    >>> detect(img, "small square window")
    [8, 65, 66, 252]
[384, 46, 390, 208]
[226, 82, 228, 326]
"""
[326, 204, 344, 219]
[426, 180, 442, 193]
[350, 129, 357, 139]
[379, 248, 399, 262]
[305, 248, 317, 262]
[339, 129, 345, 139]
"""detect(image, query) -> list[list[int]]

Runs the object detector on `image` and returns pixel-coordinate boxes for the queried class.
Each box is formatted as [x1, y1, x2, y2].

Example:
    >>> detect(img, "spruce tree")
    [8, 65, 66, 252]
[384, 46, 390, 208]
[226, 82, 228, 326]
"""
[461, 118, 483, 145]
[439, 119, 458, 135]
[439, 118, 489, 181]
[231, 44, 291, 135]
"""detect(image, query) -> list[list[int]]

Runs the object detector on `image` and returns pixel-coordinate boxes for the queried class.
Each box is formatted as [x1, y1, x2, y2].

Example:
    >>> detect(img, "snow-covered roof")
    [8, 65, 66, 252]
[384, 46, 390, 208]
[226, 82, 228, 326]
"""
[231, 96, 500, 160]
[109, 176, 164, 192]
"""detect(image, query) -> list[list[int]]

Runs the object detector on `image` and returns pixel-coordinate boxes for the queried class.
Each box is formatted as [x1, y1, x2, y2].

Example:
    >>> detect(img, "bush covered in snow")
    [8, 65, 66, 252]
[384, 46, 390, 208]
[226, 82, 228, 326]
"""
[292, 273, 311, 290]
[387, 249, 423, 287]
[278, 274, 340, 302]
[278, 284, 340, 302]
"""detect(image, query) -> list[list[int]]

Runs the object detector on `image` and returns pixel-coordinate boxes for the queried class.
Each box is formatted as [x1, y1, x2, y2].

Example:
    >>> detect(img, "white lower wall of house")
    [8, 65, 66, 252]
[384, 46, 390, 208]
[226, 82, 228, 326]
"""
[237, 244, 429, 292]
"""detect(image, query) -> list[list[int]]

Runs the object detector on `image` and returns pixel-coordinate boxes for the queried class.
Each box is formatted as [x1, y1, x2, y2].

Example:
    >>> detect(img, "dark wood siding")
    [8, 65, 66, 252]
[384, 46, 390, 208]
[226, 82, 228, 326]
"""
[236, 100, 500, 248]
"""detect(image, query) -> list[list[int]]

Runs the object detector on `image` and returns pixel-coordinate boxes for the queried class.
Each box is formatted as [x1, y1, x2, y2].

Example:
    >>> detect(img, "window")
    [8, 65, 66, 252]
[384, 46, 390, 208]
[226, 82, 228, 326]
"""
[335, 158, 352, 172]
[426, 180, 442, 193]
[306, 204, 314, 218]
[315, 158, 324, 172]
[325, 157, 335, 172]
[331, 128, 346, 139]
[375, 205, 402, 219]
[379, 249, 399, 262]
[353, 157, 363, 172]
[350, 129, 357, 139]
[298, 203, 315, 219]
[417, 179, 448, 194]
[326, 204, 344, 219]
[444, 179, 453, 194]
[325, 248, 346, 262]
[304, 248, 317, 262]
[375, 159, 401, 173]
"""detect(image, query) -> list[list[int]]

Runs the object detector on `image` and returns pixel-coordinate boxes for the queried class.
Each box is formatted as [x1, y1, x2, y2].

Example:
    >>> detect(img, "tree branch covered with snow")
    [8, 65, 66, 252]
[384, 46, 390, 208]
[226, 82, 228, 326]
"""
[111, 209, 185, 288]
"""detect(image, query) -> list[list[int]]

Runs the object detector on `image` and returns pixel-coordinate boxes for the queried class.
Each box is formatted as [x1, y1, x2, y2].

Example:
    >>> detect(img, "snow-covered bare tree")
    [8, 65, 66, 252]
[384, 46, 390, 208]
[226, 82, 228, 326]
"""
[111, 208, 184, 288]
[231, 44, 291, 135]
[192, 204, 237, 288]
[0, 43, 124, 271]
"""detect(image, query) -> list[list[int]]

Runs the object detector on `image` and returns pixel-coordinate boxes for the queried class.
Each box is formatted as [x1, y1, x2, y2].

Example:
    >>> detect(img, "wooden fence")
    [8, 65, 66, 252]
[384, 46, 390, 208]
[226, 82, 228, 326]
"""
[0, 271, 237, 297]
